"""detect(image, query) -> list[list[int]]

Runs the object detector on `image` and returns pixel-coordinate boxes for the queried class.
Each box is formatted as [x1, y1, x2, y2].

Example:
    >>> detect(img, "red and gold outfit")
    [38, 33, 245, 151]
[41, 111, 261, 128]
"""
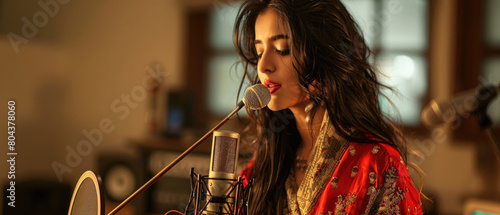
[240, 112, 422, 214]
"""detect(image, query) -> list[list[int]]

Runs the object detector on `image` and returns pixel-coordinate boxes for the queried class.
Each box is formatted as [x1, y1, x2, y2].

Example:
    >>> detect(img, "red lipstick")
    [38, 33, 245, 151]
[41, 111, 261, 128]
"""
[263, 80, 282, 94]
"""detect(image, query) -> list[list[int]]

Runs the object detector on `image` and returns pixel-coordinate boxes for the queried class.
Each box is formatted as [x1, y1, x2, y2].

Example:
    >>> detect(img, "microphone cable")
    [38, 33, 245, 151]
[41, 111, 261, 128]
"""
[164, 210, 184, 215]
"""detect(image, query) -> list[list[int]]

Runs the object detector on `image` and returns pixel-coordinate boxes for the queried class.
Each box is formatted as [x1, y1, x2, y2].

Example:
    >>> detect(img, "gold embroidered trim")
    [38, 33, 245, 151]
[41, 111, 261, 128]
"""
[362, 186, 378, 215]
[285, 111, 350, 215]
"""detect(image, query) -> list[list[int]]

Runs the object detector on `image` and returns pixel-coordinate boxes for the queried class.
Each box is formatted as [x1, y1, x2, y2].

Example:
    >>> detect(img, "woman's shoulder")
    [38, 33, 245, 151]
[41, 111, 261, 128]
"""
[344, 133, 406, 169]
[349, 133, 403, 157]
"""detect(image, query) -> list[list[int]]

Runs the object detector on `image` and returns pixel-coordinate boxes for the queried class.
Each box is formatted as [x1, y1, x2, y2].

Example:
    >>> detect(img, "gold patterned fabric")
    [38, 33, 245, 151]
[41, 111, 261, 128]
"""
[283, 112, 422, 215]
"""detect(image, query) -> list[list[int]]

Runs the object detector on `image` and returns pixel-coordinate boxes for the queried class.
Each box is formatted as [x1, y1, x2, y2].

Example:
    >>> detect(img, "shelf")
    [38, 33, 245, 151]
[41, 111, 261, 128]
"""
[129, 136, 213, 154]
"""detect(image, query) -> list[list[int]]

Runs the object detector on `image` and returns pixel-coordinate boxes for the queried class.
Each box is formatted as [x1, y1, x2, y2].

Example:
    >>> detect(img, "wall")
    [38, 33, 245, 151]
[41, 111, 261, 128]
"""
[0, 0, 186, 212]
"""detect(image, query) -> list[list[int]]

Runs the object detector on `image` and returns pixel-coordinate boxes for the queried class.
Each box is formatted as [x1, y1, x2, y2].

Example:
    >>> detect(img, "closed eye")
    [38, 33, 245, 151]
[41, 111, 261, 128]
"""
[255, 49, 289, 61]
[276, 49, 290, 55]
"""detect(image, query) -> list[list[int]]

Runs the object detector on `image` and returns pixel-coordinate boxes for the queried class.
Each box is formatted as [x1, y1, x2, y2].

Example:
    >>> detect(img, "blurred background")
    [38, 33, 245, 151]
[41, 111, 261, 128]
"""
[0, 0, 499, 214]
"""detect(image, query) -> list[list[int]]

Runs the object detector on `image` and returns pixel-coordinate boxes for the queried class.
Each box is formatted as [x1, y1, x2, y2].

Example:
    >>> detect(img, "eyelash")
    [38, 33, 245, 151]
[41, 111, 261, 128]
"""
[277, 49, 290, 55]
[256, 49, 290, 59]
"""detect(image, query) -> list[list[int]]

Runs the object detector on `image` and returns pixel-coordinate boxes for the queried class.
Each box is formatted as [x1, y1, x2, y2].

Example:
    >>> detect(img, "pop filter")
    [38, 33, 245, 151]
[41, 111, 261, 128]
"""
[67, 170, 105, 215]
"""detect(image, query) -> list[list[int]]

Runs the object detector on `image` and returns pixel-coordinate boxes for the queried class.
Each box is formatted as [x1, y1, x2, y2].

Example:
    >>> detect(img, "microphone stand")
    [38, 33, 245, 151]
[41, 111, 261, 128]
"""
[485, 128, 500, 162]
[474, 109, 500, 163]
[108, 101, 245, 215]
[473, 84, 500, 163]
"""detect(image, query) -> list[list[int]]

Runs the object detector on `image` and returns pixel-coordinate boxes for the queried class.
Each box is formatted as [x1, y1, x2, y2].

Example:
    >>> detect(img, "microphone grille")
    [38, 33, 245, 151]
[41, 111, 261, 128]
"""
[213, 136, 237, 173]
[243, 84, 271, 110]
[212, 130, 240, 174]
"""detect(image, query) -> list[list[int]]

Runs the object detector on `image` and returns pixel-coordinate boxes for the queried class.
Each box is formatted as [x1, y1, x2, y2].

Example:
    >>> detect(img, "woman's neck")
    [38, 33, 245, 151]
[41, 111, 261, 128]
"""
[289, 103, 326, 149]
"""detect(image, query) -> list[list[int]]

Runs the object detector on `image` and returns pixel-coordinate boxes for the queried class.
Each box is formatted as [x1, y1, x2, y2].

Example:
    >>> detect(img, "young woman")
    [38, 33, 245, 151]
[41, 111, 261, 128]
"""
[234, 0, 423, 214]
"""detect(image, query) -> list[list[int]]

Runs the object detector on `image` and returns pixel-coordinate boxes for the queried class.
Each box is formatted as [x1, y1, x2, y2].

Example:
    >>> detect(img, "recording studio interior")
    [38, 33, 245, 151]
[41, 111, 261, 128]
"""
[0, 0, 499, 214]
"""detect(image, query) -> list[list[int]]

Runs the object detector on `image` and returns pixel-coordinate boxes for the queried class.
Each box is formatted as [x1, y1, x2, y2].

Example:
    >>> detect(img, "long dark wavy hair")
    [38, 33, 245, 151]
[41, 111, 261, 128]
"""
[233, 0, 421, 214]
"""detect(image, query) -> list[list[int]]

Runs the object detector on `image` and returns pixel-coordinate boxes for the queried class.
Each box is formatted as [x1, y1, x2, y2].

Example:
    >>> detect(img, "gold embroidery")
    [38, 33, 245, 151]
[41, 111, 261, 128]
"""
[367, 186, 376, 195]
[351, 166, 358, 178]
[349, 146, 356, 156]
[369, 172, 377, 185]
[334, 193, 356, 215]
[296, 155, 309, 172]
[377, 167, 406, 214]
[285, 111, 350, 215]
[331, 177, 339, 189]
[363, 186, 378, 215]
[285, 176, 300, 215]
[323, 138, 342, 159]
[371, 146, 380, 154]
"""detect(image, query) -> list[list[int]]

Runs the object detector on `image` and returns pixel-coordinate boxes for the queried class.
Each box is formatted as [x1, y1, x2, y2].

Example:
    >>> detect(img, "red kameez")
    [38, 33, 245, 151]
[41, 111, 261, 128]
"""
[240, 112, 422, 214]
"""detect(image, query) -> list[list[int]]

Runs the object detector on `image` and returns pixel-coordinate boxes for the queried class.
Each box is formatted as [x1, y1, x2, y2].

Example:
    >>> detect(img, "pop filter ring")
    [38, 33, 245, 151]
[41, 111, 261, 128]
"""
[67, 170, 105, 215]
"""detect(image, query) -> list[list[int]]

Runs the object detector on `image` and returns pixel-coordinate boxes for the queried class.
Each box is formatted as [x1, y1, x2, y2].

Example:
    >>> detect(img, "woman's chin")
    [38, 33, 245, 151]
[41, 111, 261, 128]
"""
[267, 103, 284, 111]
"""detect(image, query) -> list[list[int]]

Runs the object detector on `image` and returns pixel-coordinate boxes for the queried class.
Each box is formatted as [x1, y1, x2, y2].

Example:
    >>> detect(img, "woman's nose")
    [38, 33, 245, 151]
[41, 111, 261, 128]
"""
[257, 51, 276, 74]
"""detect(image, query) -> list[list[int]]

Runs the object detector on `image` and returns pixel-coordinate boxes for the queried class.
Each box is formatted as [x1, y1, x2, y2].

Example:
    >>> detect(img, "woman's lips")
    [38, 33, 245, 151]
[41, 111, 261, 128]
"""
[263, 80, 282, 94]
[268, 84, 281, 94]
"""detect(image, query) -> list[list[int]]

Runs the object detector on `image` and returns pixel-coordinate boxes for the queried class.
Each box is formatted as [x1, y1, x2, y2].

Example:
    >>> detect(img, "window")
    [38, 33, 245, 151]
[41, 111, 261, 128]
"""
[207, 1, 245, 116]
[342, 0, 429, 126]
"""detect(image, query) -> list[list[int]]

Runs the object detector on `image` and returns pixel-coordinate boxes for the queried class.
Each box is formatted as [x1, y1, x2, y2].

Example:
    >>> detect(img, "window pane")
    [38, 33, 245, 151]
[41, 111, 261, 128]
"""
[380, 0, 428, 50]
[377, 53, 428, 125]
[482, 57, 500, 126]
[207, 55, 245, 116]
[484, 0, 500, 47]
[209, 1, 241, 50]
[341, 0, 377, 48]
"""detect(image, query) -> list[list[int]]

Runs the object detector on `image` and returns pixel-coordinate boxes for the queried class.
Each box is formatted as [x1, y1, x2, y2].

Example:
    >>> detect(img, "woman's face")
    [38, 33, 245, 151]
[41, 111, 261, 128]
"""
[254, 8, 308, 111]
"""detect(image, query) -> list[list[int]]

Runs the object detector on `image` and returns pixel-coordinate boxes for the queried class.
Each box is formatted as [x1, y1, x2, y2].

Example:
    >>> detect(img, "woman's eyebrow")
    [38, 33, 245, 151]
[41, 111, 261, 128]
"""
[254, 34, 289, 45]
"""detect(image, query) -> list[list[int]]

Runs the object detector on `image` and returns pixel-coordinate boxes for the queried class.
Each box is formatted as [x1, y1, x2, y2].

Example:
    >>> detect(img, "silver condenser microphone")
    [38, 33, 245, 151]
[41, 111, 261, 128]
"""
[204, 130, 240, 215]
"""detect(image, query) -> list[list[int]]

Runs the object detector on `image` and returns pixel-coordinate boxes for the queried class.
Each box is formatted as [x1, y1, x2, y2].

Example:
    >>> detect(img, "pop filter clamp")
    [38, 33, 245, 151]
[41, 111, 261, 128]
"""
[184, 168, 253, 215]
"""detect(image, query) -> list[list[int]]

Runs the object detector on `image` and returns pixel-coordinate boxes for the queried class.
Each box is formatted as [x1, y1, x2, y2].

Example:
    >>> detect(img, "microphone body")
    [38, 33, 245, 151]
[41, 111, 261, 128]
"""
[204, 130, 240, 214]
[421, 84, 499, 127]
